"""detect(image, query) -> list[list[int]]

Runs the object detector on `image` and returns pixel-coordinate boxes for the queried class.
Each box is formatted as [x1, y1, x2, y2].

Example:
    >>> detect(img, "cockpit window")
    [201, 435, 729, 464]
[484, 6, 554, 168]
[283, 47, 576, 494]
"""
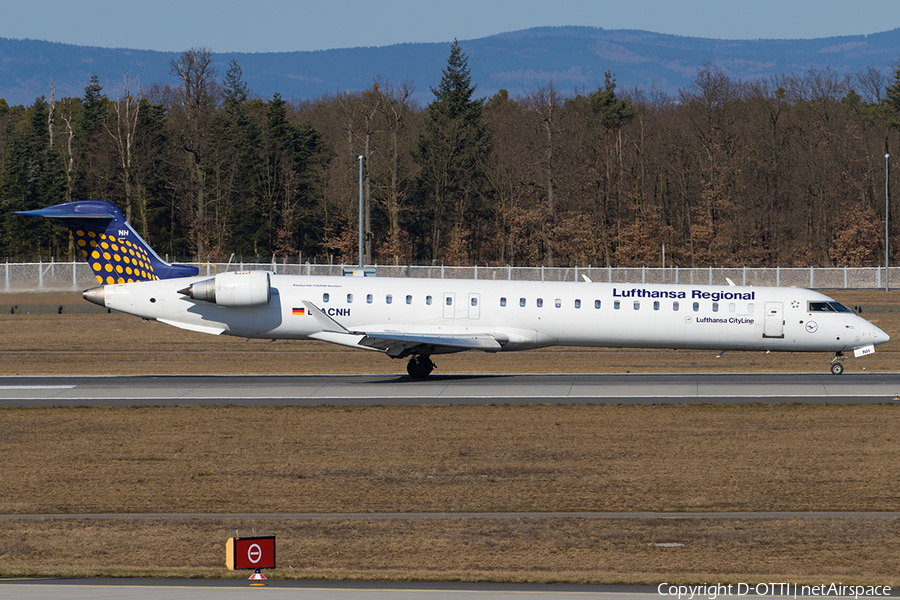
[808, 301, 852, 313]
[808, 302, 834, 312]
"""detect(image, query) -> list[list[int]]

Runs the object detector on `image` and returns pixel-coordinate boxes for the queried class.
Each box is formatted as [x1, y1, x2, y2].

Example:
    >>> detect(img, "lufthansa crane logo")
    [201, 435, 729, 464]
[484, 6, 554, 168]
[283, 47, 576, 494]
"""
[805, 321, 818, 333]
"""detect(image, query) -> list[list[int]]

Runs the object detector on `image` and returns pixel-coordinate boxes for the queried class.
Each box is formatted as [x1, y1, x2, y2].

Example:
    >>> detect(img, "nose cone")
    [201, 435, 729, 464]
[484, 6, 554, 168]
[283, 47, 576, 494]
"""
[82, 285, 106, 308]
[873, 324, 891, 345]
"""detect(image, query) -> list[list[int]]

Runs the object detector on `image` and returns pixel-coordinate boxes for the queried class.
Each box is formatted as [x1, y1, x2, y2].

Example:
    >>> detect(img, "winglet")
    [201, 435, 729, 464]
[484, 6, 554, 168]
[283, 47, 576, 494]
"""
[16, 200, 199, 283]
[302, 301, 350, 334]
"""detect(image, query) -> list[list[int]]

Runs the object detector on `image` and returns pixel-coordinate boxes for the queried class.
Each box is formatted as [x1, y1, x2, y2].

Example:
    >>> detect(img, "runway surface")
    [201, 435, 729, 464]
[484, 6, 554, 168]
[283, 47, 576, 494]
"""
[0, 372, 899, 407]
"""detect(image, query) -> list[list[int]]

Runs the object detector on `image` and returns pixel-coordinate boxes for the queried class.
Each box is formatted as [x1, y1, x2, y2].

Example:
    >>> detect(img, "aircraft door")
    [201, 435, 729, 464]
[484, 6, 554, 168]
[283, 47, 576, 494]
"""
[443, 292, 456, 319]
[763, 302, 784, 338]
[468, 293, 481, 319]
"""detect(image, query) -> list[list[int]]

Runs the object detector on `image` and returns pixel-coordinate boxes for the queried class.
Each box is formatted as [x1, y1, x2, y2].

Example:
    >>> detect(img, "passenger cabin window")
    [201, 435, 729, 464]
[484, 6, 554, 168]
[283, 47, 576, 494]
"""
[555, 298, 562, 308]
[426, 295, 433, 305]
[537, 298, 543, 308]
[500, 297, 507, 307]
[748, 303, 755, 313]
[653, 301, 660, 311]
[575, 299, 581, 309]
[471, 297, 478, 306]
[729, 303, 736, 312]
[633, 301, 640, 310]
[386, 294, 393, 304]
[594, 300, 601, 309]
[446, 296, 453, 306]
[323, 293, 330, 303]
[673, 301, 680, 311]
[366, 294, 373, 304]
[406, 295, 412, 305]
[712, 302, 719, 312]
[614, 300, 621, 310]
[519, 298, 526, 307]
[693, 302, 700, 312]
[347, 293, 353, 303]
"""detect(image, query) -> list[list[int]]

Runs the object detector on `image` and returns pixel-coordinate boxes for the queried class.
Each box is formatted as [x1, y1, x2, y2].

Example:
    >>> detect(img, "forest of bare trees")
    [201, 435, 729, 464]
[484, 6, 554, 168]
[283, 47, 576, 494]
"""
[3, 42, 900, 269]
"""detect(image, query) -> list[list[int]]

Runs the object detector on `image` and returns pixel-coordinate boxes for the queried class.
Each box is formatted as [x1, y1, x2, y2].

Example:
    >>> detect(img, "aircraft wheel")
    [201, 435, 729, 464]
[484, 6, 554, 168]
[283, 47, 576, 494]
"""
[830, 362, 844, 376]
[407, 355, 434, 379]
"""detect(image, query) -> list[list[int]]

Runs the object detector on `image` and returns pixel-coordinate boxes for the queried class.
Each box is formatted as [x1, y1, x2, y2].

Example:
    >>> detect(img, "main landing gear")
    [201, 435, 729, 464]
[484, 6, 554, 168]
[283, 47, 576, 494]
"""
[407, 355, 435, 379]
[830, 351, 845, 375]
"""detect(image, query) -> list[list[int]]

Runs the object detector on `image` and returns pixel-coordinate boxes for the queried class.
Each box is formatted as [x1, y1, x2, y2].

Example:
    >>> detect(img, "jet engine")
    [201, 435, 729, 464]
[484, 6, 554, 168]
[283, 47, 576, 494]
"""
[178, 271, 271, 308]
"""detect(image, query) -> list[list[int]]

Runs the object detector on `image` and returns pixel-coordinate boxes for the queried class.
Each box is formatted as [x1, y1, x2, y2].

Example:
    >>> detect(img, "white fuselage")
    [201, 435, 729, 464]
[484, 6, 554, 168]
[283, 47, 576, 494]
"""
[93, 274, 889, 356]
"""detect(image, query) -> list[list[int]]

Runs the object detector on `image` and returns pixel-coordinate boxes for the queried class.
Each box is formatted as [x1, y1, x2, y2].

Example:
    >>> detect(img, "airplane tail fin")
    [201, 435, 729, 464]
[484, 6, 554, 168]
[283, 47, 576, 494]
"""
[16, 200, 199, 283]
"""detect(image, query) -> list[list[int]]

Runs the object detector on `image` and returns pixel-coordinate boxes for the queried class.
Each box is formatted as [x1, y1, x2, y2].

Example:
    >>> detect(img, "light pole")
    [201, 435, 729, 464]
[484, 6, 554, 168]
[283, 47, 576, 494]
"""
[358, 155, 364, 270]
[886, 153, 891, 292]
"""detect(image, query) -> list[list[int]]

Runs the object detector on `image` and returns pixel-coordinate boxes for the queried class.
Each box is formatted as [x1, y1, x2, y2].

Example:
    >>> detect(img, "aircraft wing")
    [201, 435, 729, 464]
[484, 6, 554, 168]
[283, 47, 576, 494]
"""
[302, 300, 503, 357]
[355, 332, 502, 357]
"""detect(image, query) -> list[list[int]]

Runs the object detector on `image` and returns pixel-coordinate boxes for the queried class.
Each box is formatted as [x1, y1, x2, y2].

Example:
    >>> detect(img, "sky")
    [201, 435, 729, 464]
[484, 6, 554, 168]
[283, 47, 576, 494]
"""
[1, 0, 899, 53]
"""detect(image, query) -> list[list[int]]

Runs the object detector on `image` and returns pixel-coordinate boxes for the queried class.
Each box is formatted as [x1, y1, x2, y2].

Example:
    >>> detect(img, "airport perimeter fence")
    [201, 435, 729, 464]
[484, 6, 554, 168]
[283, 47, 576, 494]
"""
[3, 259, 900, 292]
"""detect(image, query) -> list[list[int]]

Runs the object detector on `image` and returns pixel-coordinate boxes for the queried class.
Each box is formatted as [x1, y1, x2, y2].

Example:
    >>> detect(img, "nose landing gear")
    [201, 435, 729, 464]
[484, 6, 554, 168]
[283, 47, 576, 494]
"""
[407, 355, 435, 379]
[830, 352, 845, 375]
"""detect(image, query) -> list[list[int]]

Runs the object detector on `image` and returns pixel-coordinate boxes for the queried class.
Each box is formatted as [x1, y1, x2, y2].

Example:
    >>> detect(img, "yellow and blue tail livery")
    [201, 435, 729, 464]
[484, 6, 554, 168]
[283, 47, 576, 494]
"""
[17, 201, 199, 283]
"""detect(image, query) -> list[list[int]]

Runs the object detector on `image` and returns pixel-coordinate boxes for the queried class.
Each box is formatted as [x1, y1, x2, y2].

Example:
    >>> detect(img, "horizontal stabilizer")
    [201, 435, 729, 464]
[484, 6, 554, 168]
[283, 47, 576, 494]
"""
[16, 207, 117, 220]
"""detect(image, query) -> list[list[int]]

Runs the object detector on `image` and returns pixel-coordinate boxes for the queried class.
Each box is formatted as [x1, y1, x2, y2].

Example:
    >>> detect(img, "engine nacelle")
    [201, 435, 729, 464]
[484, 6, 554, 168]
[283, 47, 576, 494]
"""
[178, 271, 271, 308]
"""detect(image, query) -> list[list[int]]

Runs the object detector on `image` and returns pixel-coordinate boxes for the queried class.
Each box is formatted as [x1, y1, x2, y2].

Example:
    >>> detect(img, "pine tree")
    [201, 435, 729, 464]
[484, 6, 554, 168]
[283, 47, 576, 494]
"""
[0, 97, 67, 258]
[215, 59, 260, 255]
[413, 40, 491, 261]
[223, 59, 249, 114]
[884, 61, 900, 128]
[591, 72, 634, 264]
[80, 74, 105, 134]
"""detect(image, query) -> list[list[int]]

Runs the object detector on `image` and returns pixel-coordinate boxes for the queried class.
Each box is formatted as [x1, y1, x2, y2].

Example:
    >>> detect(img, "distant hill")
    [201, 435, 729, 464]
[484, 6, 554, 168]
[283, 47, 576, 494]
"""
[2, 26, 900, 106]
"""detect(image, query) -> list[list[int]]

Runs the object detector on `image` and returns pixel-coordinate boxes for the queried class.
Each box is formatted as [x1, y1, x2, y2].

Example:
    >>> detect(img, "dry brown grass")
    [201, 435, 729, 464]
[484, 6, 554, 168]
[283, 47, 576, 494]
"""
[2, 404, 900, 582]
[1, 290, 900, 583]
[2, 517, 899, 585]
[4, 405, 900, 515]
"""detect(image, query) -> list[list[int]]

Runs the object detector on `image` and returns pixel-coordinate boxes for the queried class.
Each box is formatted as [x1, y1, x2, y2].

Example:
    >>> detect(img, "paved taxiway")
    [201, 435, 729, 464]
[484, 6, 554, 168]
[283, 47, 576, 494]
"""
[0, 372, 898, 407]
[4, 580, 898, 600]
[0, 580, 642, 599]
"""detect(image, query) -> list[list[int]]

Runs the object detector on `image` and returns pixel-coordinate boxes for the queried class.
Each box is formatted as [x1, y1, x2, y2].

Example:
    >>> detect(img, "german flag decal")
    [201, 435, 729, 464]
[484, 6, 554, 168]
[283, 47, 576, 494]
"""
[292, 307, 306, 316]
